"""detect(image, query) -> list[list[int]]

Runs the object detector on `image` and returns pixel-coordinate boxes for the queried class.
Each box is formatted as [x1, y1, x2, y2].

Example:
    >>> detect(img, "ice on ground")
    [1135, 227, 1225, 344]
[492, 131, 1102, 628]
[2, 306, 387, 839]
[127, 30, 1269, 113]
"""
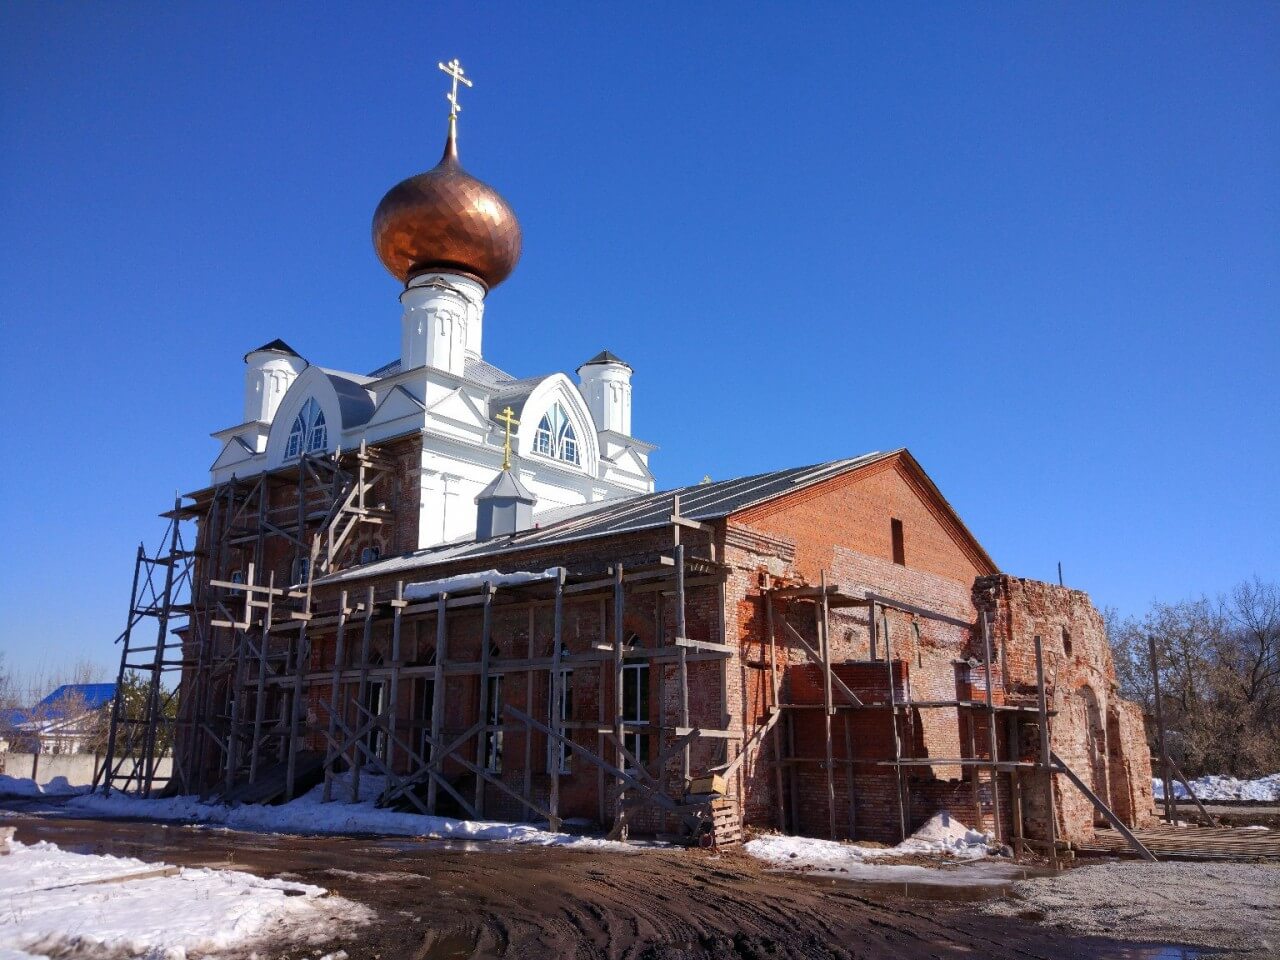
[0, 775, 88, 799]
[1152, 772, 1280, 802]
[0, 838, 372, 960]
[744, 812, 992, 873]
[66, 772, 633, 849]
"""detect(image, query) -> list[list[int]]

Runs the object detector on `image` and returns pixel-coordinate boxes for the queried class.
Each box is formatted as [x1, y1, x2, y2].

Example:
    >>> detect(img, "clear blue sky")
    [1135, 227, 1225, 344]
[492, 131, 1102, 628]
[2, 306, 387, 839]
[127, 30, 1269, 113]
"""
[1, 3, 1276, 681]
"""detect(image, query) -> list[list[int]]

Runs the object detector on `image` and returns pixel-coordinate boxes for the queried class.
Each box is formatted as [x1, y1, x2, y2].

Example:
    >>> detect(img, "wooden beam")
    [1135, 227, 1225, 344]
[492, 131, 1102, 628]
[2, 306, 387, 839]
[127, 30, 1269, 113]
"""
[777, 620, 864, 707]
[1051, 751, 1157, 862]
[1034, 635, 1058, 868]
[426, 593, 449, 813]
[864, 592, 971, 630]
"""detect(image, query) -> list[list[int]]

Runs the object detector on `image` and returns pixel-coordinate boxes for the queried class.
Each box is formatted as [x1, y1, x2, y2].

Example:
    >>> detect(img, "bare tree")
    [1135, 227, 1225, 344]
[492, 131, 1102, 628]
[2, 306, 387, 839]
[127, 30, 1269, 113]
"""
[1109, 578, 1280, 778]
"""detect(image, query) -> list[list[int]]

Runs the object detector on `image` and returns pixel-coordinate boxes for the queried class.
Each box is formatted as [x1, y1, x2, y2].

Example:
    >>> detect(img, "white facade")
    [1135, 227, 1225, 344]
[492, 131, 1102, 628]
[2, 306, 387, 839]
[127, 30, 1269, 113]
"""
[209, 271, 657, 549]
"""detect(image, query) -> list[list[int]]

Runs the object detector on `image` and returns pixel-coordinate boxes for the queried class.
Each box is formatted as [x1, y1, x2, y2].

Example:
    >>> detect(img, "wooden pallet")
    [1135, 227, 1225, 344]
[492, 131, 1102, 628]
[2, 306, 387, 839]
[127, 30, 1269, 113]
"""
[1076, 824, 1280, 861]
[709, 796, 742, 847]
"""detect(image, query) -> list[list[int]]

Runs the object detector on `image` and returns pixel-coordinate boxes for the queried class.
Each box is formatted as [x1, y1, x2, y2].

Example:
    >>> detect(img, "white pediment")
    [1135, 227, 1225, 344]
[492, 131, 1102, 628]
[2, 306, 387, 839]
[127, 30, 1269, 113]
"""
[426, 386, 491, 433]
[605, 444, 649, 478]
[367, 384, 427, 429]
[211, 435, 259, 472]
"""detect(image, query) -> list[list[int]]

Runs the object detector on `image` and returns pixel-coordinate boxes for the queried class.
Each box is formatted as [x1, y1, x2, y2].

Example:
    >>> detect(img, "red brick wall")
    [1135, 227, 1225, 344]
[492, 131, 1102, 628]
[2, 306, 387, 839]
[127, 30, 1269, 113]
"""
[732, 454, 992, 589]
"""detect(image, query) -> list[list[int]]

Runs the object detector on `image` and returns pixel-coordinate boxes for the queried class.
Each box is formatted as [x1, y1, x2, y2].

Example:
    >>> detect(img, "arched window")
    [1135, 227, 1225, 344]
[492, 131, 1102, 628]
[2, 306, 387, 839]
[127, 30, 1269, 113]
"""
[359, 545, 381, 565]
[286, 398, 327, 460]
[532, 403, 580, 465]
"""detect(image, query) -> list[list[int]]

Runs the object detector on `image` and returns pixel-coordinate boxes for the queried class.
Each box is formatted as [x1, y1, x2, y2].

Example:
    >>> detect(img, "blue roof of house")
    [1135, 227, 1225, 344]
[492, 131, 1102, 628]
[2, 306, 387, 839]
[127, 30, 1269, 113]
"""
[38, 683, 116, 712]
[2, 683, 116, 727]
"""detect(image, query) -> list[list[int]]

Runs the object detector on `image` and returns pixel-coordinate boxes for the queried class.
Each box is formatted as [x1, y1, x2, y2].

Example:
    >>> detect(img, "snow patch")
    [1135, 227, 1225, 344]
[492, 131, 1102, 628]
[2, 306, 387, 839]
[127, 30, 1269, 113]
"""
[0, 839, 371, 959]
[744, 812, 993, 874]
[0, 776, 88, 799]
[1152, 773, 1280, 802]
[66, 772, 633, 849]
[404, 568, 561, 600]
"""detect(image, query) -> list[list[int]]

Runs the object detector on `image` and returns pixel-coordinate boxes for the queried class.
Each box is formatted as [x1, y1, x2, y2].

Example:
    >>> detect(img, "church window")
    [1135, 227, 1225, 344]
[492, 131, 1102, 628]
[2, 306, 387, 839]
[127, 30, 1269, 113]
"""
[286, 398, 327, 459]
[360, 545, 381, 565]
[291, 556, 310, 584]
[621, 660, 650, 772]
[891, 518, 906, 566]
[533, 403, 581, 466]
[547, 643, 573, 774]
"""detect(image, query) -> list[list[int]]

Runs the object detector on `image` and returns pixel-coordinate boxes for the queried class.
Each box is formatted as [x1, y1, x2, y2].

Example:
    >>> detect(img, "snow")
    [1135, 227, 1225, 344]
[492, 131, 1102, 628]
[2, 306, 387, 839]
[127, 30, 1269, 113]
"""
[0, 839, 371, 959]
[404, 568, 561, 600]
[66, 772, 632, 849]
[0, 776, 88, 799]
[744, 812, 993, 874]
[1152, 773, 1280, 802]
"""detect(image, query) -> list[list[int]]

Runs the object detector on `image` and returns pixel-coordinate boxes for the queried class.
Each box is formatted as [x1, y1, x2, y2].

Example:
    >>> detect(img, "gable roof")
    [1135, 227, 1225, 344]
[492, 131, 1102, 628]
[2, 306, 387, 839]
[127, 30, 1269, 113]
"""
[316, 453, 893, 585]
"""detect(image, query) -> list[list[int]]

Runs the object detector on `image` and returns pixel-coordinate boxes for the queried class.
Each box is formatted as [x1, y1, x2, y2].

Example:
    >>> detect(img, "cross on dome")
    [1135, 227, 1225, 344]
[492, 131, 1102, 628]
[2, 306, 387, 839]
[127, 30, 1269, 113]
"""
[438, 58, 472, 123]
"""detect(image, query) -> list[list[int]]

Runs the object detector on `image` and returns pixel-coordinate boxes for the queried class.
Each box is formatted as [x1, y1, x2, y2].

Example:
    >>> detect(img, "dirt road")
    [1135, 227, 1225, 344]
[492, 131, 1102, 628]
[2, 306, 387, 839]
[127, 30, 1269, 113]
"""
[4, 807, 1206, 960]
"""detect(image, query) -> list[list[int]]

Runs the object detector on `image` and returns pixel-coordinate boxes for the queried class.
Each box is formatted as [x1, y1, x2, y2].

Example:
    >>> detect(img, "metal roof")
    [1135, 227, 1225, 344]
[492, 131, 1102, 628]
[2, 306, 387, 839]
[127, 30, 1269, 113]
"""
[316, 453, 891, 585]
[4, 683, 117, 726]
[365, 356, 518, 388]
[578, 350, 631, 371]
[244, 338, 302, 362]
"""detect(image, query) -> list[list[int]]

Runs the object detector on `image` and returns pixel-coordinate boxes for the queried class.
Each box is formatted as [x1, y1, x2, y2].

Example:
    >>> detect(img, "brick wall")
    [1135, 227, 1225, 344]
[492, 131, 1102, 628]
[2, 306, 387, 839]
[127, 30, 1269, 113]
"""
[974, 575, 1155, 843]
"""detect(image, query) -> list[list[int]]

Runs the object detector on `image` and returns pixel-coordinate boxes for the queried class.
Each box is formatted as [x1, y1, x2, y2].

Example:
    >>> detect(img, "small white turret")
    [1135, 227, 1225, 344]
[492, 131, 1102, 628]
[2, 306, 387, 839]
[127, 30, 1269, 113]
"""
[243, 339, 307, 424]
[400, 272, 487, 376]
[577, 351, 633, 435]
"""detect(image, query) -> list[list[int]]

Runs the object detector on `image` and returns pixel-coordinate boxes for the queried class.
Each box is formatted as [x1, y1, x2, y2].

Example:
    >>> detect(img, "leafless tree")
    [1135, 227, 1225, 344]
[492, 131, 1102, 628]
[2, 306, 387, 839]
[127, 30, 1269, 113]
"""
[1109, 578, 1280, 778]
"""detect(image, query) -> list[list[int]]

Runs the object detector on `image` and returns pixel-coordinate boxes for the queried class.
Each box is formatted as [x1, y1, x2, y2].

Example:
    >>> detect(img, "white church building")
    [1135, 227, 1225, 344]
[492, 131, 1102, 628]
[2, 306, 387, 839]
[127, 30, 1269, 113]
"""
[206, 78, 656, 551]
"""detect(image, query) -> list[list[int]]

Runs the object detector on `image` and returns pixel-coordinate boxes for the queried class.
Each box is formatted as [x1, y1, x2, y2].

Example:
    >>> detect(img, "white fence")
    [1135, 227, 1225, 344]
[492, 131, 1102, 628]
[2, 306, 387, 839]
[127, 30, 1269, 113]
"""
[0, 751, 173, 789]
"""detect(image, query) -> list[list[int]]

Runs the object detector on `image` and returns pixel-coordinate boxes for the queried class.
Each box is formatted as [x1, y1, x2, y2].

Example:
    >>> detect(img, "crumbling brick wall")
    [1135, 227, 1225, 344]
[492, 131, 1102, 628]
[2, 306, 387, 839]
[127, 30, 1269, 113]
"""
[974, 575, 1154, 845]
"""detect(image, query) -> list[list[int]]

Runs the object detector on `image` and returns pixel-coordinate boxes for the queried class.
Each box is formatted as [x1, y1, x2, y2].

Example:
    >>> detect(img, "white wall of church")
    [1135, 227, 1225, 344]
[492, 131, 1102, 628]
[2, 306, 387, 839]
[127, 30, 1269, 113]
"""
[400, 272, 486, 375]
[578, 362, 633, 435]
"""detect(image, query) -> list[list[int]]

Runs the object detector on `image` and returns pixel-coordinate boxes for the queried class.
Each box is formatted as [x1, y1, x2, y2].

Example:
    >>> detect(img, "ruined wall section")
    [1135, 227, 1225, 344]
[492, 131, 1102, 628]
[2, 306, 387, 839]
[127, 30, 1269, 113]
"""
[974, 575, 1154, 844]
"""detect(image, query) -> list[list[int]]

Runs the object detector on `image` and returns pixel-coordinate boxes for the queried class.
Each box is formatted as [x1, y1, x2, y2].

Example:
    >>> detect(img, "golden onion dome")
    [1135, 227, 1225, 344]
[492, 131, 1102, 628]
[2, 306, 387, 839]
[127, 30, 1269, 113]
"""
[372, 123, 522, 289]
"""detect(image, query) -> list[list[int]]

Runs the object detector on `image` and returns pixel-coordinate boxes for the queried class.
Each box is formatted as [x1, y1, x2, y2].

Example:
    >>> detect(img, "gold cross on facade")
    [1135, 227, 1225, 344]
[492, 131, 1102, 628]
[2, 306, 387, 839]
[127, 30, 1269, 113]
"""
[437, 58, 473, 123]
[495, 406, 519, 470]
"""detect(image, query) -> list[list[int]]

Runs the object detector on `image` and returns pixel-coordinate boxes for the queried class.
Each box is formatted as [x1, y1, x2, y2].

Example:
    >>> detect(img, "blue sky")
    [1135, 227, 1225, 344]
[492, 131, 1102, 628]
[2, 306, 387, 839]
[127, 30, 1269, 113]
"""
[1, 3, 1276, 681]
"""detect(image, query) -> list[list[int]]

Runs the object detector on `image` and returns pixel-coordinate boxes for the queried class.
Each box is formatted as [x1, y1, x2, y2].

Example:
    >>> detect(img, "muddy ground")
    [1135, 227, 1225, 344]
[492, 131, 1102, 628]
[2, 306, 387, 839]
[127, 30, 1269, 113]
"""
[4, 806, 1213, 960]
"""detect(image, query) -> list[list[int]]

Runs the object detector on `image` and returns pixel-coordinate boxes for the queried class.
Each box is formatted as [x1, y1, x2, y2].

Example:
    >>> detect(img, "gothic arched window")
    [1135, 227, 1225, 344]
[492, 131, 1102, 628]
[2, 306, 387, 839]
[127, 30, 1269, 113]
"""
[286, 398, 327, 459]
[533, 403, 580, 466]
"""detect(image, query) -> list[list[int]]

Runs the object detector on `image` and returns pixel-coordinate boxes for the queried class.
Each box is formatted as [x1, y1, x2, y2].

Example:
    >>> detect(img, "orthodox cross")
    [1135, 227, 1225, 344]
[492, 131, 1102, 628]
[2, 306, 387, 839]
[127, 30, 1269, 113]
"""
[496, 406, 519, 470]
[438, 58, 473, 122]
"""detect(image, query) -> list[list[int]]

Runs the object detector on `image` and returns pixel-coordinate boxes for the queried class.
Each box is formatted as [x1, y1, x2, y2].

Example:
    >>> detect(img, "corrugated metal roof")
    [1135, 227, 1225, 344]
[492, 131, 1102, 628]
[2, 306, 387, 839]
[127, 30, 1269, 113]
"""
[317, 452, 891, 585]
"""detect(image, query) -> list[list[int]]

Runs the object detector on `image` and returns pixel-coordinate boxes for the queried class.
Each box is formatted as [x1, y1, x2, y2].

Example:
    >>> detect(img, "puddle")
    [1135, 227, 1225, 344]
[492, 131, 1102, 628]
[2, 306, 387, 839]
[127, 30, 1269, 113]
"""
[1086, 946, 1220, 959]
[797, 860, 1056, 902]
[418, 927, 480, 959]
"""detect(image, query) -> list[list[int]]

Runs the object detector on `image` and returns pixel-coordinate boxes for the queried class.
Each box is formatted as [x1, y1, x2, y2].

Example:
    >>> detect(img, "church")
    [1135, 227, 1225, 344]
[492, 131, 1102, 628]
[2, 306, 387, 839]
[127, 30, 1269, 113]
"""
[209, 94, 654, 550]
[104, 60, 1156, 858]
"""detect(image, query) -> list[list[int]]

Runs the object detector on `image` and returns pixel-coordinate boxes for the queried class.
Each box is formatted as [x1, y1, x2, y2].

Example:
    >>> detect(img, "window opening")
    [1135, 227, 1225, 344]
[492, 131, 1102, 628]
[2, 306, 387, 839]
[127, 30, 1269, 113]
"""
[286, 398, 327, 460]
[891, 517, 905, 566]
[532, 403, 580, 465]
[363, 681, 386, 762]
[485, 668, 503, 772]
[621, 660, 650, 771]
[547, 646, 572, 773]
